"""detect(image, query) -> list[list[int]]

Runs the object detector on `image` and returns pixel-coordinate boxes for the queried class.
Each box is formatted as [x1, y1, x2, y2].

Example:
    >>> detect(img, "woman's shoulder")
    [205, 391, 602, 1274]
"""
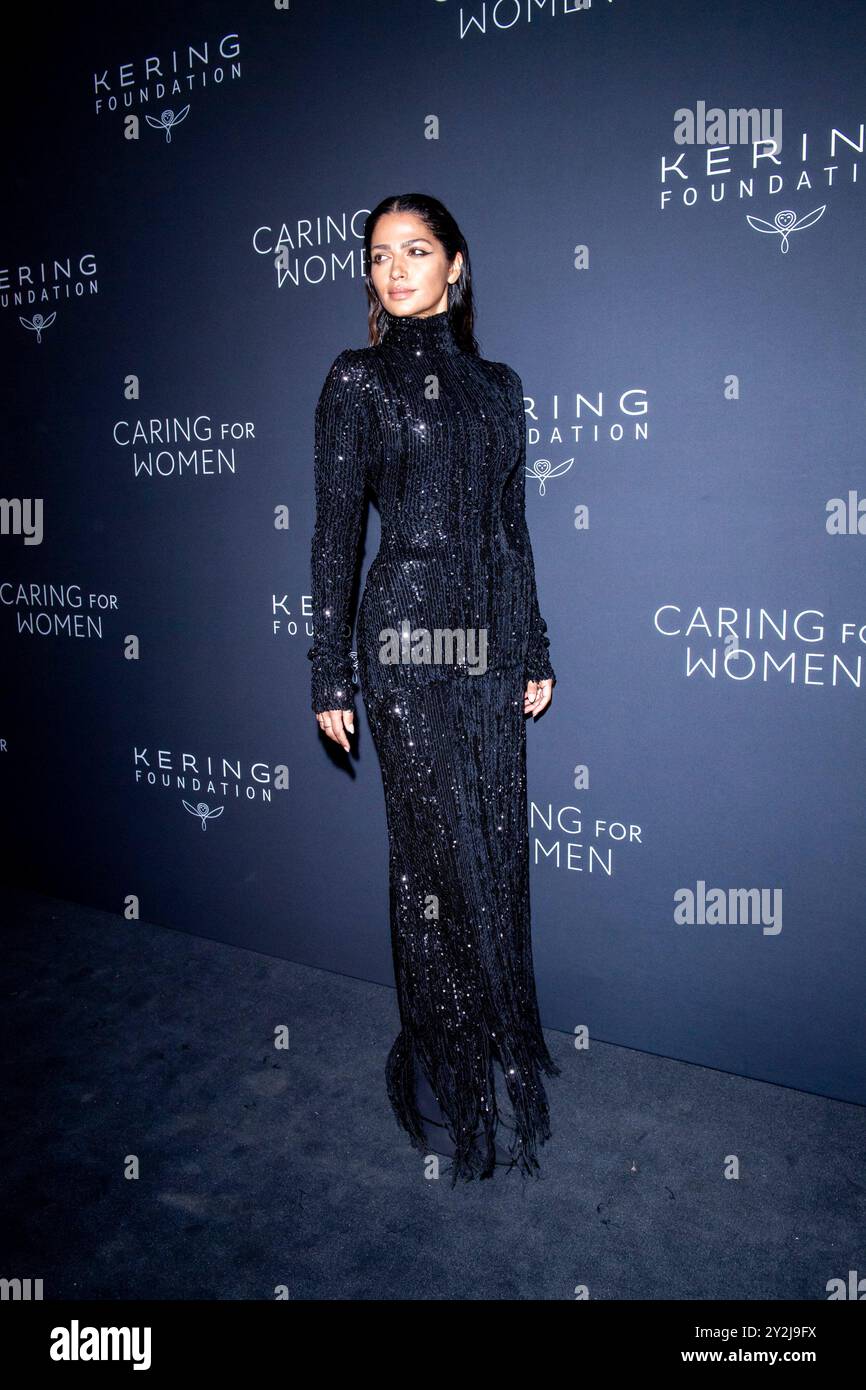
[321, 344, 372, 372]
[487, 358, 521, 388]
[317, 346, 377, 398]
[473, 355, 523, 398]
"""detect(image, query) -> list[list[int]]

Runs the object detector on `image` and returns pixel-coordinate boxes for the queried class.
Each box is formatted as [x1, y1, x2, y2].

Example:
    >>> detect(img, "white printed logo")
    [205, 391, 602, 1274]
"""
[746, 205, 827, 254]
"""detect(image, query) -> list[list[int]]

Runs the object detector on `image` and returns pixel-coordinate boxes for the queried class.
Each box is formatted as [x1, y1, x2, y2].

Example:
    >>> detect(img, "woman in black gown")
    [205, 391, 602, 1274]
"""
[308, 193, 560, 1184]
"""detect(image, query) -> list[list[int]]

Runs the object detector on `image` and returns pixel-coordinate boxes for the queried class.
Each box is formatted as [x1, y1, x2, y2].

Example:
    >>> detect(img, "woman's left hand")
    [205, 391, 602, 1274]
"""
[524, 678, 553, 718]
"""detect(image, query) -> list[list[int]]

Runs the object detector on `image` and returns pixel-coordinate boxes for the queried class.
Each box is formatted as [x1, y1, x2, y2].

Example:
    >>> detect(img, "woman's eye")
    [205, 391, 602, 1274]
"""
[371, 249, 429, 262]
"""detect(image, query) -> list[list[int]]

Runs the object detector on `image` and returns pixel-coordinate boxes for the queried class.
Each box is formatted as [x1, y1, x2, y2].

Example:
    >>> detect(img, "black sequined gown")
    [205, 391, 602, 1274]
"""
[307, 307, 560, 1183]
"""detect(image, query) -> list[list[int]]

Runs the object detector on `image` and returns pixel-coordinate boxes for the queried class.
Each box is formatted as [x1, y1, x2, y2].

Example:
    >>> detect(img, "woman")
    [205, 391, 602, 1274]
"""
[307, 192, 560, 1184]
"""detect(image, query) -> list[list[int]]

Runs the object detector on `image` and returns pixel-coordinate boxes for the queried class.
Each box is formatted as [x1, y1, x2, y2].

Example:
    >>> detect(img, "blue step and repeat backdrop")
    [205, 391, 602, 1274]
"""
[3, 0, 864, 1105]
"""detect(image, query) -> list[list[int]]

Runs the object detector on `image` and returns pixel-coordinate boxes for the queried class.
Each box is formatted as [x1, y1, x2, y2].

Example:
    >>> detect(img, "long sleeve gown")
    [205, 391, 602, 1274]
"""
[307, 306, 561, 1183]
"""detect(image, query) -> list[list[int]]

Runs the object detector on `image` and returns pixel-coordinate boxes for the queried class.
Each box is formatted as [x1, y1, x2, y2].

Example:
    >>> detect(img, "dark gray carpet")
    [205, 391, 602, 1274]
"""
[2, 887, 862, 1300]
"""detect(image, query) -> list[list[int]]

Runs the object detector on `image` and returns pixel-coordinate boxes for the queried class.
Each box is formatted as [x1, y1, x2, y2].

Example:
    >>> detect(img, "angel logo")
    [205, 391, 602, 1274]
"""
[746, 205, 826, 254]
[20, 312, 56, 343]
[145, 106, 191, 143]
[182, 799, 224, 830]
[527, 456, 574, 498]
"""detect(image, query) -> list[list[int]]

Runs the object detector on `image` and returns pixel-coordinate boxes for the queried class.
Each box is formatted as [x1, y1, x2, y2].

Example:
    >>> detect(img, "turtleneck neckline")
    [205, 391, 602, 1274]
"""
[380, 308, 461, 356]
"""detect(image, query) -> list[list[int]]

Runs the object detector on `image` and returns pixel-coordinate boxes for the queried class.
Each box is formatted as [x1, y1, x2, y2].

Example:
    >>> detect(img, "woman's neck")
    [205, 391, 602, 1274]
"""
[379, 308, 461, 356]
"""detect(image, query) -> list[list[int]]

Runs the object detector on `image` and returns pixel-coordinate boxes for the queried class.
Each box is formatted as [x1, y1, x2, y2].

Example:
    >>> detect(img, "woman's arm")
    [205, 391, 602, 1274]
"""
[500, 366, 557, 688]
[307, 348, 373, 716]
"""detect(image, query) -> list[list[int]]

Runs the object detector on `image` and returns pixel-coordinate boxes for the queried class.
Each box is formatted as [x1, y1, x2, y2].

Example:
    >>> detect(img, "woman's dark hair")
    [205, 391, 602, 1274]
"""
[363, 193, 479, 356]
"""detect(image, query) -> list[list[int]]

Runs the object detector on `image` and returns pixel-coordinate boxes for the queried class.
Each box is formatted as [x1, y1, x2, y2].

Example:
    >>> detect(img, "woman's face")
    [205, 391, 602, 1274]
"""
[369, 211, 462, 317]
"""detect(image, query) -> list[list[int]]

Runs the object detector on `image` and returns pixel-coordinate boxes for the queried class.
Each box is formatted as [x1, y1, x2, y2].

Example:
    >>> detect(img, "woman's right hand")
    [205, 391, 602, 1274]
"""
[315, 708, 355, 752]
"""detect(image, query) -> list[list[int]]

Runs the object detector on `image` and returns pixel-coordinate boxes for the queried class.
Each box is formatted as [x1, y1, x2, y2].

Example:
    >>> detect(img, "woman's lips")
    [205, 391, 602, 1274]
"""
[389, 288, 415, 298]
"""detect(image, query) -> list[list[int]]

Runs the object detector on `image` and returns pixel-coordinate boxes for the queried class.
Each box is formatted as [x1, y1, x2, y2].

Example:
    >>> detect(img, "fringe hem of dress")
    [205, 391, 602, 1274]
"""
[385, 1026, 561, 1188]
